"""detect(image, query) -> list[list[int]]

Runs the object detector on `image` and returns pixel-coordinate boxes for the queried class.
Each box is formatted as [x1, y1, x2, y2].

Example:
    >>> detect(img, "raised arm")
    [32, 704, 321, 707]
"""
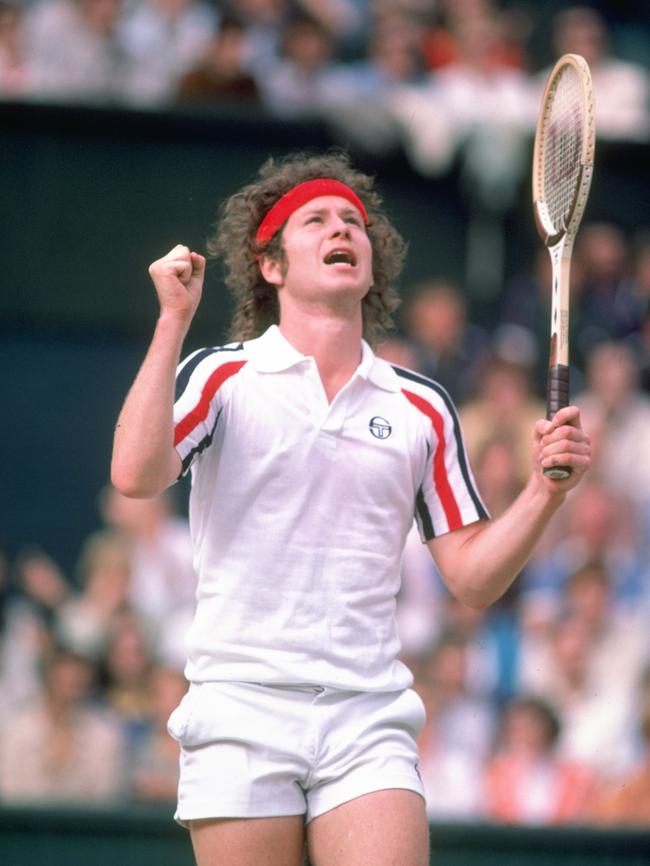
[111, 245, 205, 499]
[427, 405, 591, 608]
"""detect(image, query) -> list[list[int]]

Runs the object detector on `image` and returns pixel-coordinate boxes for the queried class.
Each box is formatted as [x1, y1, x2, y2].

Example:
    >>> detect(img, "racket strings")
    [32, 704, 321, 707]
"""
[543, 67, 584, 232]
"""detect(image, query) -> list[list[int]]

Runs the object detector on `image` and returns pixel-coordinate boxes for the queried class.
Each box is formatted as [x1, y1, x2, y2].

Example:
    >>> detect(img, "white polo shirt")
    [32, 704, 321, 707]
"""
[173, 325, 487, 691]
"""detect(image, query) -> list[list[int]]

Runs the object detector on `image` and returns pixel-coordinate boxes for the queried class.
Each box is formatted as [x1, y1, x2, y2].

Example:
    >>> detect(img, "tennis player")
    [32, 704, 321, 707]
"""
[111, 151, 590, 866]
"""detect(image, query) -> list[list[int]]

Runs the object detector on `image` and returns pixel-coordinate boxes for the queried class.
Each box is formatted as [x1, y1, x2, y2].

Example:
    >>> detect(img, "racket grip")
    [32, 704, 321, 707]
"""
[545, 363, 572, 479]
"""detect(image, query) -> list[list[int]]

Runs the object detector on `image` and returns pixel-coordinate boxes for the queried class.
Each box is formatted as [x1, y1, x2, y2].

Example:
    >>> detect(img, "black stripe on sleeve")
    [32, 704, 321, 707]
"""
[392, 366, 489, 520]
[175, 343, 244, 402]
[180, 407, 223, 475]
[415, 486, 435, 540]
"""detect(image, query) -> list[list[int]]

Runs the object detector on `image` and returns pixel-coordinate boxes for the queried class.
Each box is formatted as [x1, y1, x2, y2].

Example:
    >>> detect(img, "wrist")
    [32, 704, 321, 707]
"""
[156, 310, 192, 340]
[526, 474, 567, 512]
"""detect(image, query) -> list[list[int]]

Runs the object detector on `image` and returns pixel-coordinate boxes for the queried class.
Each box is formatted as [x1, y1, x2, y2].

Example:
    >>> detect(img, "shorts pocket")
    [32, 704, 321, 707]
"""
[167, 683, 201, 743]
[401, 688, 427, 737]
[168, 682, 275, 748]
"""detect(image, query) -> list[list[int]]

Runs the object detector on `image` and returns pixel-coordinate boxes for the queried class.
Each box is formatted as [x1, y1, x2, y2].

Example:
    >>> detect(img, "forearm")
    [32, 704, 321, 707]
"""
[433, 479, 565, 608]
[111, 313, 187, 498]
[429, 405, 590, 608]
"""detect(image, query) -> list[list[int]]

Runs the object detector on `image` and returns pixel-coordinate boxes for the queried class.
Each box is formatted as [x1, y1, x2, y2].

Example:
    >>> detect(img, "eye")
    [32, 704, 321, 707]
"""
[305, 214, 322, 224]
[345, 215, 362, 226]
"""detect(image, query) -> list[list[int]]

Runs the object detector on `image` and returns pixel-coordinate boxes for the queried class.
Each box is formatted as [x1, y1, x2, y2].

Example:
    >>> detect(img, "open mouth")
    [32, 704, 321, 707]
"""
[324, 249, 356, 267]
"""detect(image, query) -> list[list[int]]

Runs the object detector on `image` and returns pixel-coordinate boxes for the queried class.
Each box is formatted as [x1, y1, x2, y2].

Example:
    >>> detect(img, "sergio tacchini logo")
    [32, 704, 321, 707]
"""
[369, 416, 392, 439]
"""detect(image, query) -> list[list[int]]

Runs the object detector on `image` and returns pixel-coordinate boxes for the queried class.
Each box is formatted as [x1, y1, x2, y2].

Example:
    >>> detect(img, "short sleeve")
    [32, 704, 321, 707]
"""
[173, 347, 247, 476]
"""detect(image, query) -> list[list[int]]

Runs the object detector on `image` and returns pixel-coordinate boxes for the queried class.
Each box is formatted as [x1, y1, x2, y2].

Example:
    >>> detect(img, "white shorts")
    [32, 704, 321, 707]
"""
[167, 681, 426, 824]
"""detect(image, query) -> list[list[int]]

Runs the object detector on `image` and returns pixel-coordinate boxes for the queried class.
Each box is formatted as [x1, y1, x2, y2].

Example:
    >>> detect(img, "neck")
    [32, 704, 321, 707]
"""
[279, 307, 363, 402]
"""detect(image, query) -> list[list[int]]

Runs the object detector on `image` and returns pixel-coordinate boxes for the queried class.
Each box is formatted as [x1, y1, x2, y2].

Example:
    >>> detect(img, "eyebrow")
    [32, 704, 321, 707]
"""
[302, 205, 362, 219]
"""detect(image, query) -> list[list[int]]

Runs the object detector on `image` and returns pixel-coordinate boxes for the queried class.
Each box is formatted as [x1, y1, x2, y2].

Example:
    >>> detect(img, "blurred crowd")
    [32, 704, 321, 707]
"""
[1, 212, 649, 826]
[1, 0, 650, 176]
[1, 0, 650, 832]
[381, 215, 650, 827]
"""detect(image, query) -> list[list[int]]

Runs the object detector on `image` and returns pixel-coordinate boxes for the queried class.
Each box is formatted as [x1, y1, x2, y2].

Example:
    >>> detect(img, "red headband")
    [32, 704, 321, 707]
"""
[256, 178, 368, 246]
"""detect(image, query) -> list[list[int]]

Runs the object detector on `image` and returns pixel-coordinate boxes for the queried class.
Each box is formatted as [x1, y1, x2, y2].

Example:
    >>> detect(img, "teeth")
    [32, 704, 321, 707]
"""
[325, 251, 354, 265]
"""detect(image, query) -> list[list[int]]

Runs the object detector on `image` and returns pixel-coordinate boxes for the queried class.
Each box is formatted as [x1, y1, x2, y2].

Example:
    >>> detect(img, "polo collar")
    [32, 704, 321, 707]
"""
[358, 339, 402, 393]
[248, 325, 401, 392]
[246, 325, 307, 372]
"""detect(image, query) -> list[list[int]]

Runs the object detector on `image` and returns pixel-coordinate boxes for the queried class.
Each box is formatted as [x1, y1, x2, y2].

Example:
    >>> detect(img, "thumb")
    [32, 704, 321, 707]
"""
[190, 252, 206, 278]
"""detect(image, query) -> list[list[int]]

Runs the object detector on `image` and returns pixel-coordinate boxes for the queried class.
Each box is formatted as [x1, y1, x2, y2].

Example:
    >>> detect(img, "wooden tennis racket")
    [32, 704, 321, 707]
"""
[532, 53, 595, 480]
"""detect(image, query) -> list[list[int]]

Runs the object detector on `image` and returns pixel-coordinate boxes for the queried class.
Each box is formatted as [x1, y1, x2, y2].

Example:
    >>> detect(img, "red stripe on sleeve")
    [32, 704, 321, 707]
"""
[401, 388, 463, 531]
[174, 360, 247, 447]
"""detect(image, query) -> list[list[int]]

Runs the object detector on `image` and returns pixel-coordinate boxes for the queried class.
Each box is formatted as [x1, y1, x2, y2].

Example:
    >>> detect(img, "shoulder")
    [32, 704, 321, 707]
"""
[178, 340, 247, 373]
[387, 361, 460, 420]
[176, 341, 248, 394]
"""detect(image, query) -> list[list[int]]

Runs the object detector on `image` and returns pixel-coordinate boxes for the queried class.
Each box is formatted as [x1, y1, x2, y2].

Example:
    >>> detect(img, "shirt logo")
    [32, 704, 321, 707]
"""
[369, 416, 392, 439]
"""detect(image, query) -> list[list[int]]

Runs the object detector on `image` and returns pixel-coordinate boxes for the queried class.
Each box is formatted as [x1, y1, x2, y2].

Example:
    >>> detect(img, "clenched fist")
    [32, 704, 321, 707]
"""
[148, 244, 205, 326]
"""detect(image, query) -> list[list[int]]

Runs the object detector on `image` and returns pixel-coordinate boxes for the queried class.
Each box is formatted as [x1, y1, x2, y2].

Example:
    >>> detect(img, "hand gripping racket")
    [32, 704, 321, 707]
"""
[532, 53, 595, 480]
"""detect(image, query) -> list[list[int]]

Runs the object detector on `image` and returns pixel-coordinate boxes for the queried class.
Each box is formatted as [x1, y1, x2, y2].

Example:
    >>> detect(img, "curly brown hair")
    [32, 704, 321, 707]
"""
[207, 149, 407, 346]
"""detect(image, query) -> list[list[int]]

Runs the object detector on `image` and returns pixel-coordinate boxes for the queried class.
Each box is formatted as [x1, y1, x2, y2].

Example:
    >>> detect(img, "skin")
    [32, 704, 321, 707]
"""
[111, 194, 590, 865]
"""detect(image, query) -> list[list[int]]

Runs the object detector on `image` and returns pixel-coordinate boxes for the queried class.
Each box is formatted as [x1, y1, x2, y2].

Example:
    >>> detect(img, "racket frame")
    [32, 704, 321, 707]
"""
[532, 53, 595, 479]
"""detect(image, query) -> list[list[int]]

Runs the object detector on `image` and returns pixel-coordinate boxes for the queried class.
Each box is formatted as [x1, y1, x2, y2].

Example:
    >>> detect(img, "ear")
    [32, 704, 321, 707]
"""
[258, 254, 284, 288]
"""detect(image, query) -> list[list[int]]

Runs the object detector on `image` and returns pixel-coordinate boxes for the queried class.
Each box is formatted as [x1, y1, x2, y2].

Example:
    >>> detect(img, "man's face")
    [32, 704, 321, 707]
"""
[261, 194, 373, 316]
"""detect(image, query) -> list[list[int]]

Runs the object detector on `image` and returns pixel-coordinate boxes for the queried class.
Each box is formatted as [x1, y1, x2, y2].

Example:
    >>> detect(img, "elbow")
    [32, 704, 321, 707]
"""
[464, 593, 498, 610]
[451, 584, 501, 611]
[110, 461, 167, 500]
[459, 594, 493, 611]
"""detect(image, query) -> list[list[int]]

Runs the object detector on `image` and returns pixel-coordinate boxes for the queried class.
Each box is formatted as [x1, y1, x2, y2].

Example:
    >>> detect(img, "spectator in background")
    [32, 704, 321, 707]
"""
[0, 543, 56, 722]
[388, 0, 535, 178]
[0, 0, 30, 96]
[175, 16, 260, 107]
[561, 562, 648, 698]
[414, 629, 495, 821]
[23, 0, 126, 104]
[500, 244, 593, 394]
[253, 11, 338, 118]
[319, 12, 430, 157]
[293, 0, 367, 58]
[624, 230, 650, 392]
[576, 340, 650, 506]
[629, 230, 650, 318]
[396, 522, 446, 664]
[545, 5, 650, 142]
[12, 545, 71, 623]
[98, 484, 196, 668]
[99, 610, 156, 746]
[118, 0, 219, 107]
[591, 706, 650, 826]
[638, 305, 650, 395]
[518, 565, 644, 780]
[225, 0, 291, 83]
[128, 664, 187, 802]
[0, 647, 125, 803]
[520, 477, 646, 615]
[374, 333, 419, 370]
[504, 221, 638, 383]
[401, 278, 488, 403]
[484, 695, 597, 825]
[459, 349, 545, 490]
[422, 0, 527, 73]
[571, 223, 642, 360]
[471, 432, 523, 519]
[55, 527, 135, 661]
[442, 592, 520, 708]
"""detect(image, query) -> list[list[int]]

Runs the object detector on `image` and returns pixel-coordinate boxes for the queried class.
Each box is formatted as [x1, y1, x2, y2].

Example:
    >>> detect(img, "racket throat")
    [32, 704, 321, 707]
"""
[548, 242, 572, 367]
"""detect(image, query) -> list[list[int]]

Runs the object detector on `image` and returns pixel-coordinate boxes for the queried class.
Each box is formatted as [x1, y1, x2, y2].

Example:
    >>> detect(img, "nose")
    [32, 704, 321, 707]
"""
[330, 215, 351, 238]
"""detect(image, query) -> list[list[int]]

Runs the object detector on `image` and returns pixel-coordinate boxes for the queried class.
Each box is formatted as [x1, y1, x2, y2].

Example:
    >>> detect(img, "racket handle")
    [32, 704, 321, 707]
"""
[544, 363, 572, 480]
